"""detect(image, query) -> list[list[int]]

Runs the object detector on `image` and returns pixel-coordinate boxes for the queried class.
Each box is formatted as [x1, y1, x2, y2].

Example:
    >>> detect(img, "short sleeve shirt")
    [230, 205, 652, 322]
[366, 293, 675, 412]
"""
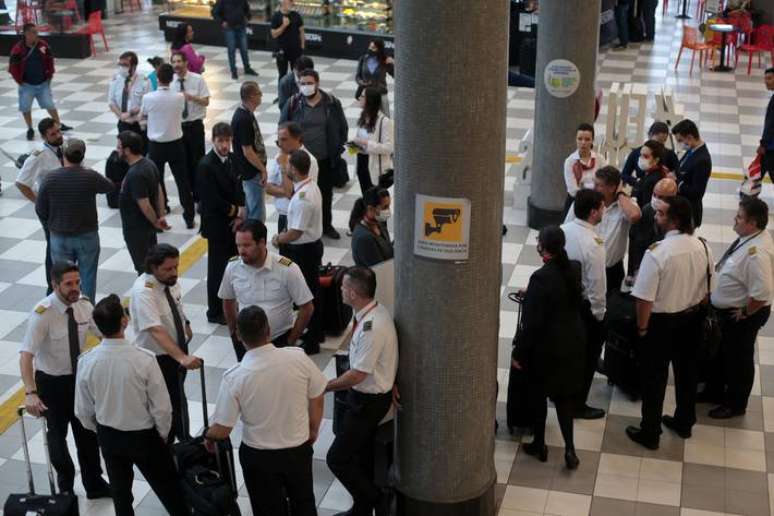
[130, 273, 188, 355]
[20, 293, 95, 376]
[119, 158, 160, 230]
[711, 230, 774, 309]
[270, 10, 304, 59]
[349, 302, 398, 394]
[287, 179, 323, 243]
[15, 144, 62, 192]
[171, 72, 210, 122]
[231, 105, 266, 180]
[108, 73, 150, 116]
[218, 253, 313, 339]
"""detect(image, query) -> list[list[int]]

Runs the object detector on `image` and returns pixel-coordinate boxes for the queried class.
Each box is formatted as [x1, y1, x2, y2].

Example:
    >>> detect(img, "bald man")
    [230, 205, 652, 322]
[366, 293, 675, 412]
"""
[625, 178, 678, 287]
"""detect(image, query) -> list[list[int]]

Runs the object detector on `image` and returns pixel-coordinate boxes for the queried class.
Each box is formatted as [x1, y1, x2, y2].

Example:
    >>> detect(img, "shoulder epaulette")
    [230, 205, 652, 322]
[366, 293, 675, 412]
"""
[594, 237, 604, 246]
[748, 246, 757, 256]
[228, 255, 239, 262]
[34, 305, 47, 314]
[363, 320, 373, 332]
[30, 149, 42, 157]
[648, 242, 660, 251]
[278, 257, 293, 267]
[298, 191, 306, 199]
[144, 281, 154, 289]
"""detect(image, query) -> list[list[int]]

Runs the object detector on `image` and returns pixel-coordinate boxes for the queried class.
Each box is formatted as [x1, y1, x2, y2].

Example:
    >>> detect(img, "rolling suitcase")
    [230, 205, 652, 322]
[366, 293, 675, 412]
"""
[506, 292, 532, 433]
[319, 263, 354, 336]
[3, 407, 80, 516]
[603, 292, 640, 400]
[173, 363, 241, 516]
[104, 150, 129, 209]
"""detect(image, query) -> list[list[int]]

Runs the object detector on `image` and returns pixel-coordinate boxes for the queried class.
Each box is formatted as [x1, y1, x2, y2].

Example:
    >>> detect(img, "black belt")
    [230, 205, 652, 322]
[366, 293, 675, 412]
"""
[182, 119, 203, 127]
[350, 390, 392, 401]
[652, 304, 702, 318]
[288, 239, 322, 249]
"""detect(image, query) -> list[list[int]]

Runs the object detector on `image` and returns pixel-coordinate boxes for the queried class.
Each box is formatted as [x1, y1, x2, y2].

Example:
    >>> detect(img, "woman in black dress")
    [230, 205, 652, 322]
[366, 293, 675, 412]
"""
[513, 225, 586, 469]
[348, 186, 393, 267]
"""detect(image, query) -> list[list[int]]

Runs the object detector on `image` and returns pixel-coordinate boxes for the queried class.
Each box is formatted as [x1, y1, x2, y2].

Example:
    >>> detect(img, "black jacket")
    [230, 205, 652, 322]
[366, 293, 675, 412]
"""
[212, 0, 250, 28]
[277, 71, 298, 112]
[280, 89, 348, 163]
[621, 145, 679, 186]
[676, 144, 712, 227]
[351, 221, 393, 267]
[196, 150, 244, 239]
[514, 259, 586, 398]
[763, 94, 774, 148]
[355, 54, 394, 97]
[627, 204, 664, 274]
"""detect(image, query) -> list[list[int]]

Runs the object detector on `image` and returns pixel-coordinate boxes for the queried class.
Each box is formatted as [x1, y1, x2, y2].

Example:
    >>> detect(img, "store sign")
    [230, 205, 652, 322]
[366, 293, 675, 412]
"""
[543, 59, 581, 99]
[413, 194, 471, 261]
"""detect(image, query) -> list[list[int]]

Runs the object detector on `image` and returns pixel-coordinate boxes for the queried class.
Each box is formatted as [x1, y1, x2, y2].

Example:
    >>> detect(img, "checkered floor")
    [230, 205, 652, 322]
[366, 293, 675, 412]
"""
[0, 1, 773, 515]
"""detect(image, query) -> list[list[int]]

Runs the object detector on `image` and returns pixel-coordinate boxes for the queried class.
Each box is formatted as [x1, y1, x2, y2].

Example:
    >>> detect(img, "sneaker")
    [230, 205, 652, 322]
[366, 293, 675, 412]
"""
[59, 123, 73, 131]
[244, 67, 258, 76]
[26, 128, 34, 140]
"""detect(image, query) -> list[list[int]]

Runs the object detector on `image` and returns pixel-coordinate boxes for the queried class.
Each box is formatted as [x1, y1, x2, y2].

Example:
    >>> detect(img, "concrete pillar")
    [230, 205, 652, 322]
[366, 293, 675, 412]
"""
[527, 0, 601, 229]
[392, 0, 508, 514]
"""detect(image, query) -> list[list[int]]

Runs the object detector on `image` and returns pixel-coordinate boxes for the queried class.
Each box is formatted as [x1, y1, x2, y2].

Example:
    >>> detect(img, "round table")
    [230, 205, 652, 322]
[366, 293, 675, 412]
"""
[676, 0, 692, 19]
[709, 23, 736, 72]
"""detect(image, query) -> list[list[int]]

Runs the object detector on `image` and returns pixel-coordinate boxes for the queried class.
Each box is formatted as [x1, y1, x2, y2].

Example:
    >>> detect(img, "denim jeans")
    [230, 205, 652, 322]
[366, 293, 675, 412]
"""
[243, 177, 266, 222]
[49, 230, 100, 301]
[224, 26, 251, 74]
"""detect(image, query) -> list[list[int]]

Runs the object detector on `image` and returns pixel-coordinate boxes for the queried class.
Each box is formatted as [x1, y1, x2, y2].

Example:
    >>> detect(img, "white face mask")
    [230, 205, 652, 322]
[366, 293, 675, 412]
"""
[376, 209, 391, 222]
[651, 196, 666, 212]
[637, 156, 651, 171]
[117, 65, 130, 78]
[299, 84, 316, 97]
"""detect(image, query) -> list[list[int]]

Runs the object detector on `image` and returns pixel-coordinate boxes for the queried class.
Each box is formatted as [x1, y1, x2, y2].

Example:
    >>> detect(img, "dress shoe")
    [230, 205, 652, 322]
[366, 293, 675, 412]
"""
[522, 441, 548, 462]
[324, 227, 341, 239]
[185, 219, 196, 230]
[625, 425, 659, 450]
[86, 480, 112, 499]
[708, 405, 746, 419]
[231, 71, 238, 80]
[207, 313, 227, 325]
[26, 128, 34, 140]
[576, 405, 606, 420]
[244, 67, 258, 76]
[59, 123, 73, 131]
[662, 415, 691, 438]
[565, 450, 580, 470]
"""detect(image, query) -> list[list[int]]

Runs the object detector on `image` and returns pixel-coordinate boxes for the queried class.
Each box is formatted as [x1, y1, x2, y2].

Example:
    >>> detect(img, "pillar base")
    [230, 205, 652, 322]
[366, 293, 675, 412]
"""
[527, 195, 566, 230]
[396, 484, 495, 516]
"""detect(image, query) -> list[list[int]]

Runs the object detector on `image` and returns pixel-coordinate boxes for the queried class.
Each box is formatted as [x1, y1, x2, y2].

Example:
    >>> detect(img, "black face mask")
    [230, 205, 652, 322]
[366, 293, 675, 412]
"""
[367, 49, 377, 57]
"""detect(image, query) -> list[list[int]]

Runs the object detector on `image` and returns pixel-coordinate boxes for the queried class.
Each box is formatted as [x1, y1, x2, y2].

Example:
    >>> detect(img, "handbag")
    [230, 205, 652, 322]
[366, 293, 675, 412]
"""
[376, 115, 394, 189]
[699, 238, 722, 360]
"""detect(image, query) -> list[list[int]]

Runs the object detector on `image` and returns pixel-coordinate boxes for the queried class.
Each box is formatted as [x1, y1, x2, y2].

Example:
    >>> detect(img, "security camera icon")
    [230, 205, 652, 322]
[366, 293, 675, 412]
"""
[425, 208, 461, 237]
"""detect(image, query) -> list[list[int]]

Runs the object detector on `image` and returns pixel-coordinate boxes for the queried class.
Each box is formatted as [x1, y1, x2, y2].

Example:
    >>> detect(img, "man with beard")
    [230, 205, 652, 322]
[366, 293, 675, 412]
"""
[19, 260, 111, 498]
[130, 244, 202, 443]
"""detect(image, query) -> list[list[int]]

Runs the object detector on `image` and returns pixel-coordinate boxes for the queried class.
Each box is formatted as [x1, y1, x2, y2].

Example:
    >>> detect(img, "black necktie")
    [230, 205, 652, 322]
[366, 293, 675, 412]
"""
[164, 285, 187, 353]
[179, 78, 188, 120]
[55, 147, 63, 166]
[65, 307, 79, 375]
[121, 76, 130, 113]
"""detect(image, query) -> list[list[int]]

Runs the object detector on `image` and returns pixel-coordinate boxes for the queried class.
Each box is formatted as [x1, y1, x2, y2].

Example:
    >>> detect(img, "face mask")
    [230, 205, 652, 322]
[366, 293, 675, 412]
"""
[117, 65, 130, 78]
[300, 84, 316, 97]
[367, 49, 377, 56]
[637, 157, 651, 171]
[375, 209, 391, 222]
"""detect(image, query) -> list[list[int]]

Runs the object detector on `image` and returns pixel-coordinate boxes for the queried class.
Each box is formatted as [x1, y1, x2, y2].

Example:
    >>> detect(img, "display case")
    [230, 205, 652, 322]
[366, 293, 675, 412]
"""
[0, 0, 94, 58]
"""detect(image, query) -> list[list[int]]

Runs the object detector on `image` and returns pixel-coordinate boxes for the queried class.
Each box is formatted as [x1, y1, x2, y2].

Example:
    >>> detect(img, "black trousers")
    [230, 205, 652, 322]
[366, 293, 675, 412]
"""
[205, 231, 237, 320]
[706, 306, 771, 411]
[181, 120, 205, 202]
[122, 226, 158, 275]
[156, 354, 189, 444]
[36, 372, 103, 493]
[43, 226, 53, 295]
[356, 153, 373, 196]
[280, 240, 324, 343]
[240, 442, 315, 516]
[96, 425, 188, 516]
[116, 121, 147, 155]
[530, 387, 575, 451]
[278, 213, 288, 233]
[639, 308, 703, 436]
[274, 52, 297, 88]
[642, 0, 657, 39]
[317, 158, 334, 231]
[606, 260, 625, 294]
[148, 139, 195, 223]
[579, 303, 605, 409]
[327, 390, 392, 514]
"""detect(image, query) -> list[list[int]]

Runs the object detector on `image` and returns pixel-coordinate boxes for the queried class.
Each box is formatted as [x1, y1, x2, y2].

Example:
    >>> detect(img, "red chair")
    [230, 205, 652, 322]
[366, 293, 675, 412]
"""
[75, 11, 108, 56]
[674, 26, 713, 74]
[735, 24, 774, 75]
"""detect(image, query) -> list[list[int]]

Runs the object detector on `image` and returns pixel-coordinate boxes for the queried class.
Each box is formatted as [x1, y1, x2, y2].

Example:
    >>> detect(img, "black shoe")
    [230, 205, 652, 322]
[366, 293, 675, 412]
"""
[522, 441, 548, 462]
[696, 390, 723, 405]
[165, 206, 171, 215]
[244, 67, 258, 76]
[185, 219, 195, 229]
[708, 406, 746, 419]
[324, 227, 341, 239]
[86, 480, 112, 499]
[231, 71, 238, 80]
[26, 127, 34, 140]
[662, 415, 691, 438]
[576, 405, 606, 420]
[59, 123, 73, 131]
[207, 313, 227, 325]
[625, 426, 659, 450]
[565, 450, 580, 470]
[272, 97, 279, 104]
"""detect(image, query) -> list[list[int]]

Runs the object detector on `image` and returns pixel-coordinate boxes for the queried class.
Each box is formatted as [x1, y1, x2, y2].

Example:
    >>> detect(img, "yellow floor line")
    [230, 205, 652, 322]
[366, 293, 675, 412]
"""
[0, 236, 209, 435]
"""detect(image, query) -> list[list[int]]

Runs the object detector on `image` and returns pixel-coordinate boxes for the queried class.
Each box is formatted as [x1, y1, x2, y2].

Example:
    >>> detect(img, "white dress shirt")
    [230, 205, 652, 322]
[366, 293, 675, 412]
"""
[130, 273, 188, 355]
[15, 144, 62, 192]
[211, 344, 327, 450]
[632, 230, 715, 313]
[108, 72, 151, 122]
[563, 150, 606, 198]
[218, 253, 313, 339]
[565, 199, 631, 267]
[74, 338, 172, 439]
[171, 71, 210, 122]
[287, 178, 323, 244]
[267, 147, 318, 216]
[561, 219, 607, 320]
[141, 86, 184, 142]
[20, 293, 96, 376]
[712, 230, 774, 309]
[349, 301, 398, 394]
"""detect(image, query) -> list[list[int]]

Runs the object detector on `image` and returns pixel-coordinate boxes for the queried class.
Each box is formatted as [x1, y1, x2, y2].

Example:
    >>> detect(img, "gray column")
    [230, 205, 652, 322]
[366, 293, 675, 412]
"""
[527, 0, 601, 228]
[392, 0, 508, 514]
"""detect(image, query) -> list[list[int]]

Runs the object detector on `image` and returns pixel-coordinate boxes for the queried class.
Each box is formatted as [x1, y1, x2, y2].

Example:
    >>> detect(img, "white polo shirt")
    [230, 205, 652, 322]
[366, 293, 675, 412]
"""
[632, 230, 714, 313]
[287, 178, 323, 244]
[349, 301, 398, 394]
[211, 344, 327, 450]
[218, 253, 314, 339]
[561, 219, 607, 320]
[268, 147, 319, 216]
[130, 273, 188, 355]
[20, 293, 96, 376]
[15, 144, 62, 193]
[171, 72, 210, 122]
[712, 230, 774, 309]
[141, 86, 184, 142]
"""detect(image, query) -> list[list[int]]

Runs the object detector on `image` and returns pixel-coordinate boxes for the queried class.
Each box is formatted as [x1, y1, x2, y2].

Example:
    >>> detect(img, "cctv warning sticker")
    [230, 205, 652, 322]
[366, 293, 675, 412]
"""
[414, 194, 471, 261]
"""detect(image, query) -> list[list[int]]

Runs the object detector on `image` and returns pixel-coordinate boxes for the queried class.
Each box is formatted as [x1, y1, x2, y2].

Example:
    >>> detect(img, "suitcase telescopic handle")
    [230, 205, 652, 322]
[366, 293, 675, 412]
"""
[178, 360, 208, 437]
[16, 407, 57, 496]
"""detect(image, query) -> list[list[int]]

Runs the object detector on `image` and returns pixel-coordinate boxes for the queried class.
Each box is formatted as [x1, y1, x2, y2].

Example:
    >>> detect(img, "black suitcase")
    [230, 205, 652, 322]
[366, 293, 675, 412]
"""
[105, 150, 129, 209]
[319, 264, 354, 336]
[603, 292, 640, 399]
[4, 408, 80, 516]
[506, 292, 532, 433]
[173, 364, 241, 516]
[518, 37, 537, 77]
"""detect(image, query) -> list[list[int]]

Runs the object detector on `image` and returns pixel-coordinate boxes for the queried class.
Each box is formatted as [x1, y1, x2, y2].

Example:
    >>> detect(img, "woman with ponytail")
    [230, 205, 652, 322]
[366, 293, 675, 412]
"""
[513, 225, 586, 470]
[348, 186, 393, 267]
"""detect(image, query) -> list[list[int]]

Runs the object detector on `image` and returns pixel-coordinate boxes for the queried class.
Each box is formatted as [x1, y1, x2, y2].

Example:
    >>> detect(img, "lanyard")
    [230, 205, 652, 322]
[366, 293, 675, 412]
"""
[715, 231, 763, 272]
